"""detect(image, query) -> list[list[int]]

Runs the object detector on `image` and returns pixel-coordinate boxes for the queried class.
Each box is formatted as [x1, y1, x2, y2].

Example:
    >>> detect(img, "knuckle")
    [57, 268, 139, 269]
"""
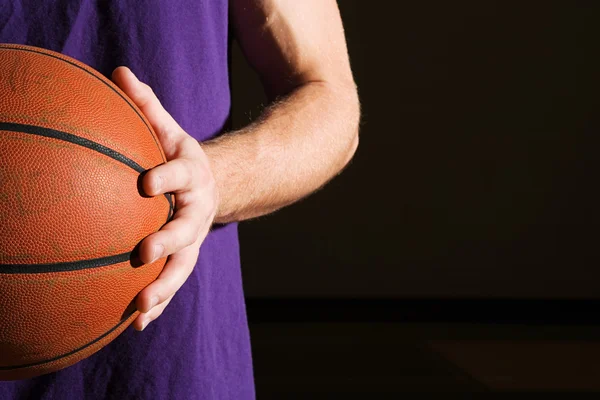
[197, 164, 215, 190]
[183, 136, 201, 151]
[157, 283, 175, 303]
[176, 223, 199, 250]
[169, 233, 184, 252]
[177, 159, 196, 187]
[135, 83, 154, 106]
[142, 82, 155, 96]
[185, 229, 199, 247]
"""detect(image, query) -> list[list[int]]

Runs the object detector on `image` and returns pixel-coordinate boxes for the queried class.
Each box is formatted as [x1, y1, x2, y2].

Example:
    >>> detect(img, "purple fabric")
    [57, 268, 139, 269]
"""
[0, 1, 255, 399]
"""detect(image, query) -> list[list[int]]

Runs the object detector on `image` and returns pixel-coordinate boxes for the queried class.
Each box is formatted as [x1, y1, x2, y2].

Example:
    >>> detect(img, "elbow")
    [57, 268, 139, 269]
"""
[340, 85, 361, 170]
[346, 129, 359, 166]
[340, 124, 359, 171]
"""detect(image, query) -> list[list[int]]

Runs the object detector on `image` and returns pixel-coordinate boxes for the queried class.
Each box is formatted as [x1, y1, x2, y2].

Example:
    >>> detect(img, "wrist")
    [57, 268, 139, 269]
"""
[201, 139, 230, 224]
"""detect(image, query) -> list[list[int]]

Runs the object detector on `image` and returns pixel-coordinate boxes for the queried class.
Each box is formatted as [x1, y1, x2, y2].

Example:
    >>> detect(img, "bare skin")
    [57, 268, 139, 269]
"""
[112, 0, 360, 331]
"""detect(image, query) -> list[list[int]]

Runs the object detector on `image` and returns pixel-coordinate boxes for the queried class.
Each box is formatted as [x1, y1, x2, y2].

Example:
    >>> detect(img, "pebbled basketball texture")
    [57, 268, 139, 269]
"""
[0, 44, 174, 380]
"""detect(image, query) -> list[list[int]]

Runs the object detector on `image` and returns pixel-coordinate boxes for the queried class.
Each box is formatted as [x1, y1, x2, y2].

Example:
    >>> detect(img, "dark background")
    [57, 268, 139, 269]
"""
[230, 1, 600, 396]
[233, 1, 598, 299]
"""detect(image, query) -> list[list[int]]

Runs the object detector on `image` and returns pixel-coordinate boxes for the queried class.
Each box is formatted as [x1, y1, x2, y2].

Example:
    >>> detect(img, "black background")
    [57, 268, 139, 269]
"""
[232, 1, 599, 300]
[229, 1, 600, 395]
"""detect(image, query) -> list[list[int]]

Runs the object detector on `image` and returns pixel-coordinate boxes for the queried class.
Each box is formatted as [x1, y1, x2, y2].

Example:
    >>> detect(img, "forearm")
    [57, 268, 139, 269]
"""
[203, 81, 360, 224]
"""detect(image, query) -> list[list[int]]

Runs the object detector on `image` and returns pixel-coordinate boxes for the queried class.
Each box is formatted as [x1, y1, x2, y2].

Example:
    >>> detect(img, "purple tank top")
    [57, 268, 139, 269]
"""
[0, 1, 255, 399]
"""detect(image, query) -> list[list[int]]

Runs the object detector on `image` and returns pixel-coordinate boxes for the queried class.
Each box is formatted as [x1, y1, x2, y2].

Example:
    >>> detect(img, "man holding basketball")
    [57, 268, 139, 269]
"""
[0, 0, 359, 398]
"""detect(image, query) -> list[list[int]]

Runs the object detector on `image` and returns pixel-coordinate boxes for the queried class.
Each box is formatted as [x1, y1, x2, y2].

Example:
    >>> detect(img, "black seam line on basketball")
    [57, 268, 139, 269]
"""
[165, 193, 174, 223]
[0, 121, 146, 171]
[0, 252, 131, 274]
[0, 46, 174, 218]
[0, 44, 166, 164]
[0, 311, 136, 371]
[0, 122, 173, 212]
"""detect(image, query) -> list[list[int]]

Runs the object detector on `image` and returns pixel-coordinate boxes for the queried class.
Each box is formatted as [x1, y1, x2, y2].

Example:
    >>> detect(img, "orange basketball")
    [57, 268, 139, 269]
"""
[0, 44, 173, 380]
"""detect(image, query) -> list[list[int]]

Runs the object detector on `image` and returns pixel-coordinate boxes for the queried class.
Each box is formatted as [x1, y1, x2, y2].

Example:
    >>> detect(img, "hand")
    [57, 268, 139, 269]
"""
[112, 67, 219, 331]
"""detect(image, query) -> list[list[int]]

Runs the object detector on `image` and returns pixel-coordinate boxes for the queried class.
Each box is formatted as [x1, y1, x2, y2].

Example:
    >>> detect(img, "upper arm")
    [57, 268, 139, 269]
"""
[230, 0, 356, 99]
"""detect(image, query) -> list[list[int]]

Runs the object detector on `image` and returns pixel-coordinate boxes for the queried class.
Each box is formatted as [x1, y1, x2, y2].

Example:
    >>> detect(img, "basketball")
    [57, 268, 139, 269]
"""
[0, 44, 173, 380]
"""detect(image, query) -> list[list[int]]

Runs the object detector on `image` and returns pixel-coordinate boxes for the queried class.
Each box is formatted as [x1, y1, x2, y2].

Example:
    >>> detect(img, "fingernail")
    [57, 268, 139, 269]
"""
[149, 295, 159, 310]
[135, 314, 148, 331]
[152, 176, 162, 194]
[151, 245, 164, 263]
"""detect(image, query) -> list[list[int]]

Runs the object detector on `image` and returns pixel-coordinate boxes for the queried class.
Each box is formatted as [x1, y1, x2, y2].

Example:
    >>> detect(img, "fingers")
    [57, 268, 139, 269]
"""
[111, 66, 186, 159]
[138, 200, 210, 264]
[138, 153, 218, 265]
[137, 237, 203, 314]
[142, 156, 213, 197]
[134, 230, 207, 331]
[133, 293, 175, 332]
[111, 66, 219, 332]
